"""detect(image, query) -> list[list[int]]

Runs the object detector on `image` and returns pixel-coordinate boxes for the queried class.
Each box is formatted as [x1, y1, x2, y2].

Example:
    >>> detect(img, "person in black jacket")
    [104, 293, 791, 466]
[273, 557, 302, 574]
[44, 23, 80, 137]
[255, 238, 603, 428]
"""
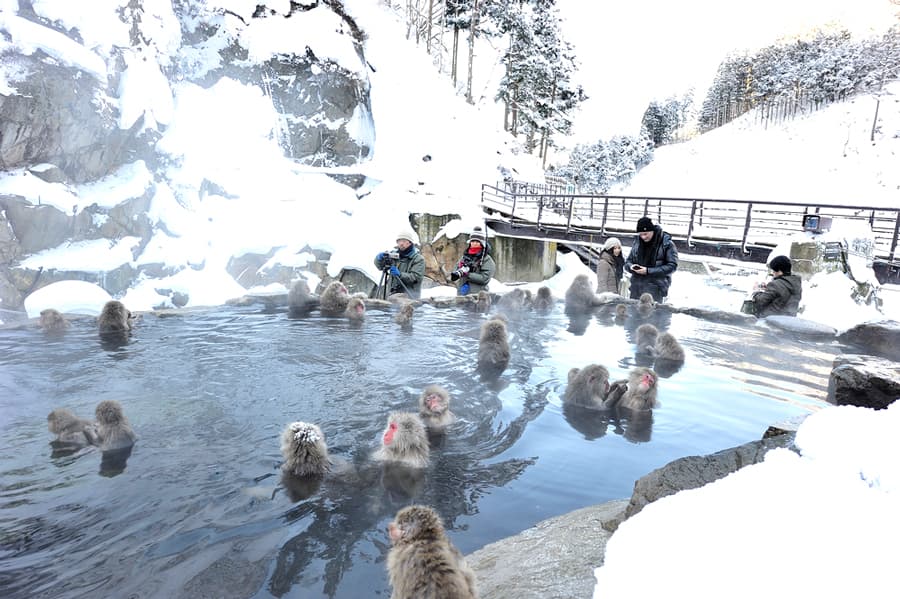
[624, 216, 678, 303]
[751, 255, 802, 317]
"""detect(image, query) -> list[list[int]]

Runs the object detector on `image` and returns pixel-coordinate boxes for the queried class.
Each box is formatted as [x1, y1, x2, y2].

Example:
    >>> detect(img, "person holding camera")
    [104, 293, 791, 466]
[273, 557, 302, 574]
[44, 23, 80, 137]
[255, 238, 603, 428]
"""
[450, 229, 496, 296]
[624, 216, 678, 303]
[750, 255, 802, 317]
[374, 230, 426, 299]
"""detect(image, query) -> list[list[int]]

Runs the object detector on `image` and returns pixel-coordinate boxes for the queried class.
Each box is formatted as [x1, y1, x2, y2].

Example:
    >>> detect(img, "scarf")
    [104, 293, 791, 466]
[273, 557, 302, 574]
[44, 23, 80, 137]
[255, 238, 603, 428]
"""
[634, 227, 663, 268]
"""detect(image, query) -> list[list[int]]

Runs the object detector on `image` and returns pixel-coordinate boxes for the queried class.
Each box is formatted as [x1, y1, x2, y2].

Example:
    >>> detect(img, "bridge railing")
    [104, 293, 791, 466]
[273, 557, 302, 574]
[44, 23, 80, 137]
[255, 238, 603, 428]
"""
[481, 181, 900, 264]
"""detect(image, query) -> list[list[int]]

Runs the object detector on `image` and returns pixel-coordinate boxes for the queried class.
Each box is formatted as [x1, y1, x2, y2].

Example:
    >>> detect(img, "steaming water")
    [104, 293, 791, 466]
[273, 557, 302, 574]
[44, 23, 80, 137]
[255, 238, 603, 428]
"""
[0, 301, 839, 598]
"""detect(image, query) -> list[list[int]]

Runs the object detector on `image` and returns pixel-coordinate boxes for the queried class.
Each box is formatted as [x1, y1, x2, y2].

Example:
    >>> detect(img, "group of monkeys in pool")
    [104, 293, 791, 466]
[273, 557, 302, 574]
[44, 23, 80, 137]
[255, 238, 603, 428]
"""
[42, 274, 683, 598]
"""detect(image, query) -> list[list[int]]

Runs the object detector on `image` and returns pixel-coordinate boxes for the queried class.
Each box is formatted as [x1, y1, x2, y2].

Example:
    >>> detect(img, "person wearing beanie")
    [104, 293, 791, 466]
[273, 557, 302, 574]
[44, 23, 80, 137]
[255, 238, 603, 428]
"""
[451, 226, 496, 296]
[374, 229, 426, 299]
[624, 216, 679, 302]
[596, 237, 625, 294]
[751, 255, 802, 317]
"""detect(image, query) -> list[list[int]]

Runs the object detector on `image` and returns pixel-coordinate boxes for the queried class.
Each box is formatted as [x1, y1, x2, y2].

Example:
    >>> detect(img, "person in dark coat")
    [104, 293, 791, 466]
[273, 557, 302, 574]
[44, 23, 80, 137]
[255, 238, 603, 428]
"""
[450, 227, 496, 296]
[752, 255, 802, 317]
[624, 217, 679, 302]
[374, 229, 426, 299]
[596, 237, 625, 294]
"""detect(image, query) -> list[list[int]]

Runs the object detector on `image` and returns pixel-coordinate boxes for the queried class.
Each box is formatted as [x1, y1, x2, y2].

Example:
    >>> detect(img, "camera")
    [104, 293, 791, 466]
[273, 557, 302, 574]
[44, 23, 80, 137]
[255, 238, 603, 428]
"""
[381, 249, 401, 267]
[450, 265, 470, 281]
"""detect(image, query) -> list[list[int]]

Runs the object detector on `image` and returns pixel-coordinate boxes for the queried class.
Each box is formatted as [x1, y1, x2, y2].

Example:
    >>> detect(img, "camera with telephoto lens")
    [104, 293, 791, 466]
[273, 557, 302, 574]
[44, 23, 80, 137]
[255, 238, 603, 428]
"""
[381, 249, 401, 268]
[449, 265, 470, 282]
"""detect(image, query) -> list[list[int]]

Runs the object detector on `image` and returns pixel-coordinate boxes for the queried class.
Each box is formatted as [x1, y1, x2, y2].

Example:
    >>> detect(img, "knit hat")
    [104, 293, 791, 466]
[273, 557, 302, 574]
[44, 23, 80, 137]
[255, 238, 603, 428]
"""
[602, 237, 622, 252]
[769, 255, 792, 274]
[396, 229, 418, 244]
[636, 217, 654, 232]
[468, 227, 487, 245]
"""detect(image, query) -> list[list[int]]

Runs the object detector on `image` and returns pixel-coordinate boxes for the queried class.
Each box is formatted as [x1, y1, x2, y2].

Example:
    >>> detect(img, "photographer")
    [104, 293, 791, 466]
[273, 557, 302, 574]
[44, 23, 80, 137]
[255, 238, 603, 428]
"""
[750, 255, 802, 317]
[450, 228, 496, 296]
[624, 216, 678, 303]
[374, 230, 426, 299]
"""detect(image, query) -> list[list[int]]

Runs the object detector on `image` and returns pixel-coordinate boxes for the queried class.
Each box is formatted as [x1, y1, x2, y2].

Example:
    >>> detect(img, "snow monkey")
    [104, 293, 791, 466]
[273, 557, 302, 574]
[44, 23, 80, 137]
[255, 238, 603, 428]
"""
[635, 323, 659, 354]
[345, 296, 366, 323]
[564, 364, 612, 410]
[606, 367, 659, 411]
[98, 300, 134, 335]
[386, 505, 478, 599]
[374, 412, 430, 469]
[637, 292, 655, 318]
[474, 290, 491, 313]
[85, 400, 136, 451]
[417, 385, 455, 432]
[477, 317, 510, 377]
[280, 421, 330, 478]
[532, 286, 554, 312]
[319, 280, 351, 315]
[39, 308, 70, 332]
[47, 408, 93, 447]
[394, 302, 414, 328]
[287, 278, 319, 316]
[564, 274, 599, 313]
[654, 331, 685, 362]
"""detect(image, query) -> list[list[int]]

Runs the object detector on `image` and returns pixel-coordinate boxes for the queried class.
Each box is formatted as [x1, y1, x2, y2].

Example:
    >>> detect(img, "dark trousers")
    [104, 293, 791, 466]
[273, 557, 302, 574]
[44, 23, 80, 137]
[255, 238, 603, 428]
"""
[630, 278, 667, 303]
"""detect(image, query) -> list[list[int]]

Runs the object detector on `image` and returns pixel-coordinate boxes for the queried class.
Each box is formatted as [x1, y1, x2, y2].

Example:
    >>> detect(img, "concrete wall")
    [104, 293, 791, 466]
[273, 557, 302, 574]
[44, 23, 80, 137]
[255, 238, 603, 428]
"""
[492, 236, 557, 283]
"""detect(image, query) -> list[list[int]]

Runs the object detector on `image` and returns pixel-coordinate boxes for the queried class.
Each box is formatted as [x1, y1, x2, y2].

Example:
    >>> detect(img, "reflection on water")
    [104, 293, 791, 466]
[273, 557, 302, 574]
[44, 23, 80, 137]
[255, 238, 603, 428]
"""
[0, 300, 842, 598]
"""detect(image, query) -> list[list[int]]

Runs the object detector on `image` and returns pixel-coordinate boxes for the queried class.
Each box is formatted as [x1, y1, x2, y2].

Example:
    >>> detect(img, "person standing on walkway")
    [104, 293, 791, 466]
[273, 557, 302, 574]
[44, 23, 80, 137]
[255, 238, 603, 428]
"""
[596, 237, 625, 294]
[624, 217, 678, 303]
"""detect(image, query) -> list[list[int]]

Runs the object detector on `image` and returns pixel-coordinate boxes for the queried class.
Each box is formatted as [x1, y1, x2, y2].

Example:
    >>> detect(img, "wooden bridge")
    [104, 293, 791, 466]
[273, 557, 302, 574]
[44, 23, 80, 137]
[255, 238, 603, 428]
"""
[480, 181, 900, 284]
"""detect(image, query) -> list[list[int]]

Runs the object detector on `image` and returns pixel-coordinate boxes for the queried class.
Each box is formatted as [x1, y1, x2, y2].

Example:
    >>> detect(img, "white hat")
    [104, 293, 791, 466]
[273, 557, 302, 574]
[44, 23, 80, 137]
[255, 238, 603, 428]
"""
[602, 237, 622, 252]
[396, 229, 417, 244]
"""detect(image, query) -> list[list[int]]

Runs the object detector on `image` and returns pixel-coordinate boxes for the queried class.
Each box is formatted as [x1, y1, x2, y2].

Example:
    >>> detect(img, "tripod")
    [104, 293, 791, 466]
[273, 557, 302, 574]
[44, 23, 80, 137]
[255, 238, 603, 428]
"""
[372, 265, 412, 300]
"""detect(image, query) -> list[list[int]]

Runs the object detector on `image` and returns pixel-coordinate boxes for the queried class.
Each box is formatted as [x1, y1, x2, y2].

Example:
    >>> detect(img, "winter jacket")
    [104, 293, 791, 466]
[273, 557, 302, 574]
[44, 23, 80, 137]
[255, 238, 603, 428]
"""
[595, 249, 624, 294]
[624, 226, 679, 302]
[374, 246, 426, 298]
[752, 274, 802, 318]
[455, 253, 496, 296]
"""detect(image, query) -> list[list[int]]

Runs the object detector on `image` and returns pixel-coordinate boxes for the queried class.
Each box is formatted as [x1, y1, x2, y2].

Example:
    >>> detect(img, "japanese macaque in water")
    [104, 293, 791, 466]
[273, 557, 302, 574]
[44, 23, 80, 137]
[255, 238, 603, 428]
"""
[287, 279, 319, 316]
[477, 318, 510, 377]
[47, 408, 93, 447]
[386, 505, 478, 599]
[474, 290, 491, 313]
[635, 323, 659, 354]
[280, 421, 330, 478]
[85, 400, 136, 451]
[319, 281, 351, 315]
[654, 331, 685, 362]
[394, 303, 414, 328]
[564, 274, 600, 313]
[532, 286, 554, 312]
[496, 288, 527, 316]
[564, 364, 612, 410]
[417, 385, 455, 432]
[345, 296, 366, 323]
[374, 412, 430, 468]
[605, 367, 659, 411]
[98, 300, 134, 335]
[39, 308, 70, 332]
[637, 292, 655, 318]
[615, 303, 627, 320]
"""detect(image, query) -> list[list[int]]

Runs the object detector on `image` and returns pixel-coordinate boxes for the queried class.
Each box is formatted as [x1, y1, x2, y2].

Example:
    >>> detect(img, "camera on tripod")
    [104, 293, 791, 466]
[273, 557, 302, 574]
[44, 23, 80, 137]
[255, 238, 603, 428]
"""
[381, 249, 401, 269]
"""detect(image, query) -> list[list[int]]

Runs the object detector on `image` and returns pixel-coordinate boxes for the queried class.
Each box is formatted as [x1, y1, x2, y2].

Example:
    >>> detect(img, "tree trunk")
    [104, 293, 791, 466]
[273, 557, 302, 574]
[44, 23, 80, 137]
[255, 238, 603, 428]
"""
[466, 0, 479, 104]
[426, 0, 433, 54]
[451, 26, 459, 87]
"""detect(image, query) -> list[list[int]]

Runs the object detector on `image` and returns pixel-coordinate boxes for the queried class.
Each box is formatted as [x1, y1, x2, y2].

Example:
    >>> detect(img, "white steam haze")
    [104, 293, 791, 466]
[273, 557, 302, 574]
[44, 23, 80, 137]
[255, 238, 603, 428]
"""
[1, 2, 899, 597]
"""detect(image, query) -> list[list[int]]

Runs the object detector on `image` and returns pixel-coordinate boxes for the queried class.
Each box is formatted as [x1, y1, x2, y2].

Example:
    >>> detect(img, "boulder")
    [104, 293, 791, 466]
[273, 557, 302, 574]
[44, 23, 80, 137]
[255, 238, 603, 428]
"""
[673, 306, 756, 325]
[761, 315, 837, 338]
[827, 354, 900, 410]
[837, 321, 900, 362]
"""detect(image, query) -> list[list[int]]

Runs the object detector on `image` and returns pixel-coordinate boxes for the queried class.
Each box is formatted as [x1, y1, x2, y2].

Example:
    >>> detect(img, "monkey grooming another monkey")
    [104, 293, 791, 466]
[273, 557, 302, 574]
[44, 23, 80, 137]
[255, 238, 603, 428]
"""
[85, 400, 136, 451]
[605, 367, 659, 411]
[394, 303, 414, 328]
[47, 408, 94, 447]
[635, 323, 660, 354]
[654, 331, 685, 361]
[280, 421, 331, 477]
[374, 412, 430, 468]
[418, 385, 455, 432]
[564, 364, 613, 410]
[386, 505, 478, 599]
[477, 318, 510, 377]
[319, 281, 351, 315]
[345, 296, 366, 323]
[564, 274, 600, 313]
[98, 300, 134, 335]
[532, 286, 554, 312]
[39, 308, 70, 332]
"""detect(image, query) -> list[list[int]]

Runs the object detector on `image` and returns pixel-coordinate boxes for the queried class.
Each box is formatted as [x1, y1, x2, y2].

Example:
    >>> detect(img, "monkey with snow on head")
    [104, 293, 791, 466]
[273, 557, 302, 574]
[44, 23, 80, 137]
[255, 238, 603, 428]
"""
[280, 421, 330, 478]
[374, 412, 430, 469]
[386, 505, 478, 599]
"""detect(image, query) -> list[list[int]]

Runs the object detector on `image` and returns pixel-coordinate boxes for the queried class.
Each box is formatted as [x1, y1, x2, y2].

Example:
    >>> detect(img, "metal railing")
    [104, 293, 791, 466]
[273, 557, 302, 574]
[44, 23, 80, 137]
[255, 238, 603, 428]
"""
[481, 181, 900, 265]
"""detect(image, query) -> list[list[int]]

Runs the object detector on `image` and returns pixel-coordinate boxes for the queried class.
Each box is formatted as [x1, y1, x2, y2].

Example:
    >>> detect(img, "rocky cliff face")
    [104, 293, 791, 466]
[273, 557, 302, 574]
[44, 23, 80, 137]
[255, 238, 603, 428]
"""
[0, 2, 372, 311]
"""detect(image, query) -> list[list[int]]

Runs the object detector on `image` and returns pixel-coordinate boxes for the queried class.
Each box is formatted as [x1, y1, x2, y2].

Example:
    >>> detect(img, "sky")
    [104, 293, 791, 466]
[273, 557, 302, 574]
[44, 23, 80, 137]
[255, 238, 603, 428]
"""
[556, 0, 900, 141]
[2, 2, 900, 594]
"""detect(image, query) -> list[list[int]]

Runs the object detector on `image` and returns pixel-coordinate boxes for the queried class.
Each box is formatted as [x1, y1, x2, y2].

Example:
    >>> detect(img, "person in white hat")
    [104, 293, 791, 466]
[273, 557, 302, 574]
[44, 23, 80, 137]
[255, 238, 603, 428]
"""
[450, 227, 496, 296]
[596, 237, 625, 294]
[374, 229, 426, 299]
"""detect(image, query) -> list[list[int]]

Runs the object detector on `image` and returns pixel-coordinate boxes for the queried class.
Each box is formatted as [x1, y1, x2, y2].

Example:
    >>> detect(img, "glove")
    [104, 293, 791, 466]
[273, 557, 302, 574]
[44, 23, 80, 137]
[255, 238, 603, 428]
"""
[389, 265, 401, 277]
[459, 283, 470, 295]
[376, 252, 385, 261]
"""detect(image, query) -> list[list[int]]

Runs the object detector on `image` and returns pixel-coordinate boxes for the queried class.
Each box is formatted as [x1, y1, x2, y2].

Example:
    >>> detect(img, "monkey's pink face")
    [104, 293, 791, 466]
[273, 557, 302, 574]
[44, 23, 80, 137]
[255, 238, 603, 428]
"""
[354, 303, 365, 314]
[383, 421, 398, 445]
[425, 393, 443, 412]
[388, 522, 402, 543]
[639, 373, 656, 391]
